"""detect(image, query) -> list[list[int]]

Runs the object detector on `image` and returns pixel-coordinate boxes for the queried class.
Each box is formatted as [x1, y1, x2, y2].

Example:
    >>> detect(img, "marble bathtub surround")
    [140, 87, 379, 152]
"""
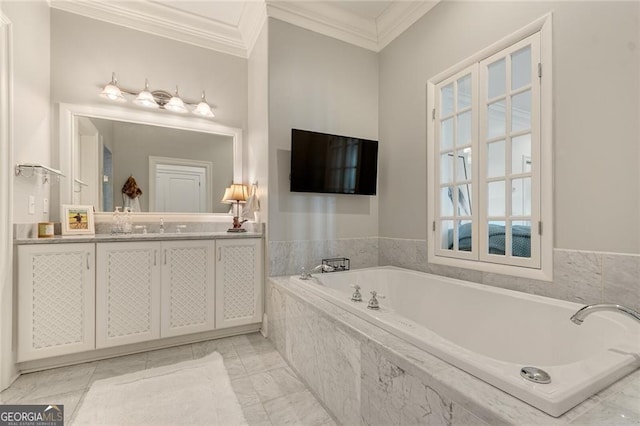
[266, 276, 640, 425]
[269, 237, 378, 277]
[270, 236, 640, 312]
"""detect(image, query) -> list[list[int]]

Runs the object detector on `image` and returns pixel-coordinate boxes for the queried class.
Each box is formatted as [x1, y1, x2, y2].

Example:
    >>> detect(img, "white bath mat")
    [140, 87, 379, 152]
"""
[73, 352, 247, 426]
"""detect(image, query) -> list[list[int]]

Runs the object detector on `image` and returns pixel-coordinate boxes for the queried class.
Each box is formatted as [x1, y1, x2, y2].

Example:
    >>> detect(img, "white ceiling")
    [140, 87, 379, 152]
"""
[50, 0, 439, 58]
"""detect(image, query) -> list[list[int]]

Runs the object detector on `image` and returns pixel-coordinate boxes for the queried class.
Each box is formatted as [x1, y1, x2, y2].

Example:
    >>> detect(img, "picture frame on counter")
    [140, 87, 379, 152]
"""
[61, 204, 95, 235]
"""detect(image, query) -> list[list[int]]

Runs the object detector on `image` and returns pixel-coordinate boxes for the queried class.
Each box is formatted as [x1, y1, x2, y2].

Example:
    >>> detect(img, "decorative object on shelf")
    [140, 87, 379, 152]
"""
[242, 182, 260, 222]
[99, 72, 215, 118]
[37, 222, 55, 238]
[121, 175, 143, 212]
[221, 183, 248, 232]
[15, 163, 65, 184]
[61, 204, 95, 236]
[322, 257, 350, 272]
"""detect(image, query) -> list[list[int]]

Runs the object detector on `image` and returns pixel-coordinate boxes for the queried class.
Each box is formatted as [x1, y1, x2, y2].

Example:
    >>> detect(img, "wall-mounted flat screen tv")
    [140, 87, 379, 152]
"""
[290, 128, 378, 195]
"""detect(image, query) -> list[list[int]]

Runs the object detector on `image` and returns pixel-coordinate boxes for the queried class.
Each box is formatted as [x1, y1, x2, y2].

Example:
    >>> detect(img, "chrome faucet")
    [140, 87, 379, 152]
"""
[570, 304, 640, 325]
[367, 291, 385, 310]
[299, 264, 335, 280]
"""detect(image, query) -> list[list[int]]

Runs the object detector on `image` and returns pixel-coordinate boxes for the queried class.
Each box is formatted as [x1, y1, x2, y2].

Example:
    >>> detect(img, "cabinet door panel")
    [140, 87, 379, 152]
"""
[216, 239, 263, 329]
[96, 242, 160, 348]
[161, 240, 215, 337]
[17, 244, 95, 362]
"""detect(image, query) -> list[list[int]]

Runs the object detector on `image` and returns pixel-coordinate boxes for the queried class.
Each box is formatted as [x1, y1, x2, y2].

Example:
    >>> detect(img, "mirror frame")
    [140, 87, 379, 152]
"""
[58, 103, 243, 221]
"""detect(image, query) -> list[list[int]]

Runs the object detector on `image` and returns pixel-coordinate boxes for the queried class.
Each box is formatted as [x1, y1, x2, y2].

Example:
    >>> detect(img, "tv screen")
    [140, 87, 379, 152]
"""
[290, 129, 378, 195]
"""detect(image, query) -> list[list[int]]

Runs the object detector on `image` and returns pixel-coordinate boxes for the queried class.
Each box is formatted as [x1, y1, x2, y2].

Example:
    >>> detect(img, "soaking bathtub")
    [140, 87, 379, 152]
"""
[291, 266, 640, 417]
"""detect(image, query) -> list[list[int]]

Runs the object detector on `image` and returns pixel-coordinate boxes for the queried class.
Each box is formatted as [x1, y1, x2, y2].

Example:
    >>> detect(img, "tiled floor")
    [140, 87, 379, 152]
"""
[0, 333, 335, 425]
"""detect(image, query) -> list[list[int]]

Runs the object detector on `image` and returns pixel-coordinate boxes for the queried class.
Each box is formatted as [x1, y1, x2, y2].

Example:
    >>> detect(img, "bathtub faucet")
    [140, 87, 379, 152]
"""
[570, 304, 640, 325]
[299, 264, 335, 280]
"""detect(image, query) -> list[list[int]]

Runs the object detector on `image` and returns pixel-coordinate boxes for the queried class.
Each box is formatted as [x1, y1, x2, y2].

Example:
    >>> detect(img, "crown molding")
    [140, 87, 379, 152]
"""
[49, 1, 441, 57]
[377, 1, 439, 50]
[239, 1, 268, 57]
[50, 0, 249, 58]
[266, 1, 378, 51]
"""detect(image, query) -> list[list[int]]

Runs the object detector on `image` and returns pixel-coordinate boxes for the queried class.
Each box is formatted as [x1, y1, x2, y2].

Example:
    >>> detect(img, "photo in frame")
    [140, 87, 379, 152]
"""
[61, 204, 95, 235]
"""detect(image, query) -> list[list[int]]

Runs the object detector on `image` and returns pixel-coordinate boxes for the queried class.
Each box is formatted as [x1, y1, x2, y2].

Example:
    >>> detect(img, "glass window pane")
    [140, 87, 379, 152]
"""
[441, 118, 454, 151]
[457, 111, 472, 146]
[457, 74, 472, 109]
[512, 134, 531, 174]
[487, 100, 506, 139]
[488, 58, 506, 99]
[511, 90, 531, 132]
[441, 220, 454, 250]
[512, 177, 531, 216]
[441, 83, 454, 116]
[456, 185, 472, 216]
[488, 180, 505, 217]
[456, 149, 472, 182]
[440, 153, 454, 184]
[441, 186, 454, 216]
[457, 220, 472, 252]
[487, 140, 505, 178]
[511, 46, 531, 90]
[488, 221, 506, 255]
[512, 221, 531, 258]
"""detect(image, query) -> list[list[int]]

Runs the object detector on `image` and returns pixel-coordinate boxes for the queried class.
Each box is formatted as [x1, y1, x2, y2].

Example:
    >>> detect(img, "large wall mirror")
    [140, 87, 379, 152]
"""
[59, 103, 243, 217]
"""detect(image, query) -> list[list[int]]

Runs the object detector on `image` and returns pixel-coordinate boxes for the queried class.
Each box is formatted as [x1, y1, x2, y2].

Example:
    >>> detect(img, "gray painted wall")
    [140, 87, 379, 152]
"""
[5, 1, 51, 222]
[268, 18, 379, 242]
[378, 1, 640, 254]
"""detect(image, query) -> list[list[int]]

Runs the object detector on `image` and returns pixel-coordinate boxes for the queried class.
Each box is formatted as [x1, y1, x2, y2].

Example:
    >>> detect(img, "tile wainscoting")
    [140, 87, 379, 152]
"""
[266, 276, 640, 425]
[268, 238, 640, 313]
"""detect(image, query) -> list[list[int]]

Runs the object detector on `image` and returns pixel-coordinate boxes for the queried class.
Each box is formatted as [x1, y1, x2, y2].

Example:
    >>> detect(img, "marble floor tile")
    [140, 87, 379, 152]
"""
[192, 337, 237, 359]
[231, 375, 263, 407]
[263, 390, 333, 426]
[15, 362, 97, 401]
[243, 402, 273, 426]
[1, 336, 331, 426]
[145, 343, 194, 369]
[19, 389, 84, 424]
[90, 352, 148, 383]
[232, 333, 277, 355]
[240, 348, 288, 376]
[249, 366, 307, 403]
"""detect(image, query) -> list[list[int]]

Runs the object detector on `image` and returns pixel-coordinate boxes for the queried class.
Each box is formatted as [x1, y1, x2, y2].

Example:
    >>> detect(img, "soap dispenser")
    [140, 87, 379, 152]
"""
[111, 207, 122, 234]
[123, 207, 132, 234]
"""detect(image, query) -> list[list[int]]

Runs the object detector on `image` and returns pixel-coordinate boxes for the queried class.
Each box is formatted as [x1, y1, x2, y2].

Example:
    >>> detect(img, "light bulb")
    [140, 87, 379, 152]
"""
[134, 79, 159, 108]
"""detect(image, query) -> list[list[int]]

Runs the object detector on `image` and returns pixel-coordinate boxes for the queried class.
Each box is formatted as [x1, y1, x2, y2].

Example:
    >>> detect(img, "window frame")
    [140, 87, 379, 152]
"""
[426, 14, 553, 281]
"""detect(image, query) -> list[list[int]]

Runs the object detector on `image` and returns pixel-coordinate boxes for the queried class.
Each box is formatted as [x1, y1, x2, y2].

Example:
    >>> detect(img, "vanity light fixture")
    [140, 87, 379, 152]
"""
[164, 86, 188, 114]
[133, 79, 160, 109]
[99, 72, 126, 102]
[99, 72, 216, 118]
[192, 91, 215, 118]
[221, 183, 249, 232]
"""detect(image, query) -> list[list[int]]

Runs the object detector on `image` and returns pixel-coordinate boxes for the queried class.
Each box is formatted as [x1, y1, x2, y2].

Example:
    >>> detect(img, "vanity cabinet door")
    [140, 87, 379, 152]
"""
[96, 242, 161, 348]
[160, 240, 215, 337]
[17, 244, 95, 362]
[215, 238, 263, 329]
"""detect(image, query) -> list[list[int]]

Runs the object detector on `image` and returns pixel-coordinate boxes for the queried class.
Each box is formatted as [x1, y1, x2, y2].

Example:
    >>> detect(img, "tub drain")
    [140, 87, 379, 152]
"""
[520, 367, 551, 384]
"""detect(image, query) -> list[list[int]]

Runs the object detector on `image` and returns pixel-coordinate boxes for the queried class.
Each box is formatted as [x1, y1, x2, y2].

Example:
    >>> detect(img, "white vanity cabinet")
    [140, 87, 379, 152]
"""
[96, 240, 217, 348]
[215, 238, 263, 329]
[160, 240, 216, 337]
[96, 241, 161, 348]
[16, 234, 263, 364]
[17, 244, 95, 362]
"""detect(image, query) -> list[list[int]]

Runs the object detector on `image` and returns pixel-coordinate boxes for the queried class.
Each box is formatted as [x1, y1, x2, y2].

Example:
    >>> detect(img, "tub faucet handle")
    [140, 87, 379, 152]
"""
[367, 291, 385, 310]
[350, 285, 362, 302]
